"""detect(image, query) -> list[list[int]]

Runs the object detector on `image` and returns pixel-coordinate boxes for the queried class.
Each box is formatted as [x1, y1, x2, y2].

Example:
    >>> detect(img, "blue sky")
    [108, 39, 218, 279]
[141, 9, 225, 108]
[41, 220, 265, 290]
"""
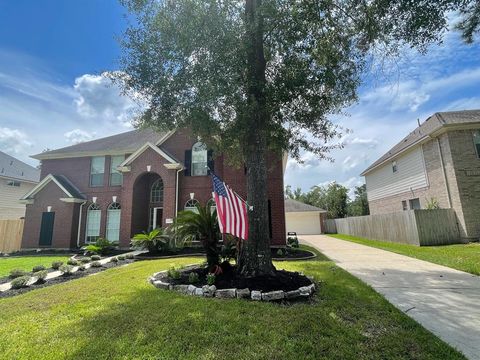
[0, 2, 479, 197]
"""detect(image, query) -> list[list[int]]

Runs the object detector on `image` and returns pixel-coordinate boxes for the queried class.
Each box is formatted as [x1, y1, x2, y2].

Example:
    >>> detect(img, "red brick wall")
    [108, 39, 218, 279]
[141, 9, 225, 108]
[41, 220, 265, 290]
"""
[29, 130, 286, 248]
[22, 181, 79, 249]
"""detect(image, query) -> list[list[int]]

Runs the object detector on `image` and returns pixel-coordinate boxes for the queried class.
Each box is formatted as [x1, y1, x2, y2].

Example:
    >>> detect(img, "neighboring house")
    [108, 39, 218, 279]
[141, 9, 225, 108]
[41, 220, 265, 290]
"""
[285, 198, 326, 235]
[361, 109, 480, 241]
[0, 151, 40, 220]
[20, 128, 286, 249]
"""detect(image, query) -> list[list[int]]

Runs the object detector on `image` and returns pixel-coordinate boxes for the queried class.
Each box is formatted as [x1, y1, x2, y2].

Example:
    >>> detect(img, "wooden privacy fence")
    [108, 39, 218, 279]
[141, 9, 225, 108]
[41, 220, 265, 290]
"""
[324, 209, 460, 246]
[0, 219, 24, 253]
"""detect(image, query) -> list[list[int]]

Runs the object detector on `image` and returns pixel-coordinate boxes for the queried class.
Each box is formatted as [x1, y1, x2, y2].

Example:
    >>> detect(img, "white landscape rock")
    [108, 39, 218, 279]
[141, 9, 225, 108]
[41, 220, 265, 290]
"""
[251, 290, 262, 301]
[194, 287, 204, 296]
[173, 284, 189, 294]
[236, 288, 251, 299]
[187, 284, 197, 295]
[285, 289, 301, 299]
[202, 285, 216, 297]
[215, 288, 236, 298]
[261, 290, 285, 301]
[153, 280, 170, 290]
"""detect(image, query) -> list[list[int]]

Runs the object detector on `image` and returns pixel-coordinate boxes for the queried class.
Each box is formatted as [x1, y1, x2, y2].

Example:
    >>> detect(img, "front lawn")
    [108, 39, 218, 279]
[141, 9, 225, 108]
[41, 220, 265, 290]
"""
[0, 256, 70, 277]
[330, 234, 480, 276]
[0, 247, 464, 359]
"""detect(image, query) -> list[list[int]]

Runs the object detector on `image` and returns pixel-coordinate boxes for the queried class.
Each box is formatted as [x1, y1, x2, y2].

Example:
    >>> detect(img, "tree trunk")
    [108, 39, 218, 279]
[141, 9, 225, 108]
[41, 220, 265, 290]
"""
[237, 0, 275, 277]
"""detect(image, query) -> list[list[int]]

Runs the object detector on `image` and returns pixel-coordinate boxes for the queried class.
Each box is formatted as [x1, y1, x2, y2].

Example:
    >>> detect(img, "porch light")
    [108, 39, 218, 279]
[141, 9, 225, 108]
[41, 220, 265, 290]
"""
[112, 196, 117, 203]
[147, 165, 151, 172]
[92, 197, 97, 204]
[47, 206, 52, 212]
[190, 192, 195, 200]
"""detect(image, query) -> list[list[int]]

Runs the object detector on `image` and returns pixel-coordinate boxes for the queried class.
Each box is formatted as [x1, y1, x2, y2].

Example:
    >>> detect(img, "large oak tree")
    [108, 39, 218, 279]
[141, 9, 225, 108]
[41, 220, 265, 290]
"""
[116, 0, 476, 277]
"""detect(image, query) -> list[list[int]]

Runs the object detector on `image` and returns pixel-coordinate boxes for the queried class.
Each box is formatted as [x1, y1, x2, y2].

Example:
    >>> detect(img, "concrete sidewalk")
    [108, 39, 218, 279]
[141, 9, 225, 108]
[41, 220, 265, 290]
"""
[301, 235, 480, 360]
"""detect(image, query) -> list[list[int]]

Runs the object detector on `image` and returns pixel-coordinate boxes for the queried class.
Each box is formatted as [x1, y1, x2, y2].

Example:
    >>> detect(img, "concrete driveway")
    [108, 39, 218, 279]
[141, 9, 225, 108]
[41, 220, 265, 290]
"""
[301, 235, 480, 360]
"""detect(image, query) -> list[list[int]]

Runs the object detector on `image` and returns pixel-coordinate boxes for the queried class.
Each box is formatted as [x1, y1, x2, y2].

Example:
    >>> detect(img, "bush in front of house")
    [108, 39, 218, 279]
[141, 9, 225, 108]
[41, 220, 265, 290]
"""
[34, 270, 48, 283]
[32, 265, 46, 273]
[79, 257, 91, 263]
[276, 248, 285, 257]
[51, 261, 64, 270]
[59, 265, 74, 276]
[117, 255, 126, 261]
[125, 253, 134, 260]
[10, 275, 30, 289]
[78, 265, 86, 271]
[9, 268, 28, 279]
[90, 261, 102, 268]
[206, 273, 216, 286]
[82, 238, 116, 256]
[67, 259, 79, 266]
[91, 255, 101, 261]
[167, 266, 181, 280]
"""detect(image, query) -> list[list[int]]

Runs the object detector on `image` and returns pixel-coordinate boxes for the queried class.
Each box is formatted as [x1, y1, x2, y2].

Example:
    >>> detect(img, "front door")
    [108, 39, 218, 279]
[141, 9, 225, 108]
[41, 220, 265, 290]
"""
[39, 212, 55, 246]
[150, 207, 163, 230]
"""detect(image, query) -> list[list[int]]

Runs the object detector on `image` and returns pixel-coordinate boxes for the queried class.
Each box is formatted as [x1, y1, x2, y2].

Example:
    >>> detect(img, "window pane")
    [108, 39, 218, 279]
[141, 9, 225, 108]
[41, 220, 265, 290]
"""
[409, 198, 421, 210]
[191, 142, 208, 176]
[86, 209, 101, 243]
[106, 209, 121, 242]
[90, 156, 105, 186]
[473, 131, 480, 158]
[110, 155, 124, 186]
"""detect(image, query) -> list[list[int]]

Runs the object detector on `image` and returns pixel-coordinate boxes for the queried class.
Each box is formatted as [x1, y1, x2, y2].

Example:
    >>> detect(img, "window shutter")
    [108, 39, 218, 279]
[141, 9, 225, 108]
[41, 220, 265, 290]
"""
[207, 150, 214, 174]
[184, 150, 192, 176]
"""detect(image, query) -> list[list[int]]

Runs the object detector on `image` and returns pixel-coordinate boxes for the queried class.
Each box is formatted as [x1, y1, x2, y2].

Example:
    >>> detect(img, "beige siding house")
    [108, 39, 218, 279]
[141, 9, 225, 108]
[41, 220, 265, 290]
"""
[0, 151, 40, 219]
[361, 109, 480, 241]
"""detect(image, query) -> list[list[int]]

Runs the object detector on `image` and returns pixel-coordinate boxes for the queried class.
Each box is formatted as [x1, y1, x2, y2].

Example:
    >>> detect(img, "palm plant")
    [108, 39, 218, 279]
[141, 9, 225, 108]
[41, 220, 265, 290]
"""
[131, 228, 171, 254]
[174, 203, 220, 267]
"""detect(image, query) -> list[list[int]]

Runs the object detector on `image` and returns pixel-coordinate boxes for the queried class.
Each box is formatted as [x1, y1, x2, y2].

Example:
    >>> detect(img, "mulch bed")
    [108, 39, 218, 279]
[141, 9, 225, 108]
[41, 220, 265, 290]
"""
[134, 247, 206, 259]
[0, 260, 134, 299]
[271, 248, 316, 260]
[169, 263, 312, 292]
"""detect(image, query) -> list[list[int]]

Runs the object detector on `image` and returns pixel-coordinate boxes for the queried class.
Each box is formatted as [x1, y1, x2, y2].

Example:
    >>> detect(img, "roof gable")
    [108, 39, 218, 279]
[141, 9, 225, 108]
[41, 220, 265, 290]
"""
[119, 142, 181, 168]
[21, 174, 85, 201]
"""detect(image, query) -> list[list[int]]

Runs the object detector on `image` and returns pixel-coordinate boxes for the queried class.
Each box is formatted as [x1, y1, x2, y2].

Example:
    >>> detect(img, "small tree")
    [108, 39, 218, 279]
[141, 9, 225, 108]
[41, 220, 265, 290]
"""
[175, 203, 220, 268]
[131, 228, 171, 254]
[347, 184, 370, 217]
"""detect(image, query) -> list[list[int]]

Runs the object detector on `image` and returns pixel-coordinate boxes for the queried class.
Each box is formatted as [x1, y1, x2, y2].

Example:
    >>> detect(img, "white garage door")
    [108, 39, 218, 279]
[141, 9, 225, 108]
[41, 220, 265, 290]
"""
[285, 212, 321, 235]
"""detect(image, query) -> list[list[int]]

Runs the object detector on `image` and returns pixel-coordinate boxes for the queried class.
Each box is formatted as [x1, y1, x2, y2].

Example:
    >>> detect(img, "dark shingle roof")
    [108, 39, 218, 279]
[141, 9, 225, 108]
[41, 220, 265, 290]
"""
[361, 109, 480, 176]
[52, 175, 85, 199]
[285, 198, 326, 212]
[33, 128, 170, 160]
[0, 151, 40, 183]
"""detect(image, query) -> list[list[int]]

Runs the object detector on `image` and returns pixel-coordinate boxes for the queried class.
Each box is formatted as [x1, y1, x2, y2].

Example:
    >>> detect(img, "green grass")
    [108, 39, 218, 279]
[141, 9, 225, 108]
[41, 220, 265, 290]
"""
[330, 234, 480, 276]
[0, 247, 464, 360]
[0, 256, 70, 277]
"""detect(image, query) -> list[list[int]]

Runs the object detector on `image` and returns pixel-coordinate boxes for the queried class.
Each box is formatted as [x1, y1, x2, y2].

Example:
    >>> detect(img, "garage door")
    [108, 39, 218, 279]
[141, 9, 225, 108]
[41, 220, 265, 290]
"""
[285, 212, 321, 235]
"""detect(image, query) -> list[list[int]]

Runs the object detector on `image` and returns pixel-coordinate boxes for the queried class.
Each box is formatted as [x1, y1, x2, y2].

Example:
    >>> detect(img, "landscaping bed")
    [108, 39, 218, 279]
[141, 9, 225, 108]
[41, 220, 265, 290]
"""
[271, 247, 316, 260]
[0, 257, 135, 299]
[133, 247, 205, 259]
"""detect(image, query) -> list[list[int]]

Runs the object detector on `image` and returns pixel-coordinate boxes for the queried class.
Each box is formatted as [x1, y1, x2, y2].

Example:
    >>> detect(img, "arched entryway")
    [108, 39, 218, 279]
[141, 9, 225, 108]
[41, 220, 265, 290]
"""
[131, 172, 164, 236]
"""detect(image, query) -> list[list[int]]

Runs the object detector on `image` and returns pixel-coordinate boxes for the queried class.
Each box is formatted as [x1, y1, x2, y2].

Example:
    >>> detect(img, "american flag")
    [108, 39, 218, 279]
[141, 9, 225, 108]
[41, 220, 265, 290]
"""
[211, 173, 249, 240]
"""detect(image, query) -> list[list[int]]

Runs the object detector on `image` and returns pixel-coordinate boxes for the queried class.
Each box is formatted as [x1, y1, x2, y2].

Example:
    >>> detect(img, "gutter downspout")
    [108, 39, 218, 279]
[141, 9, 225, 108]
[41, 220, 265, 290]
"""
[77, 201, 87, 248]
[436, 137, 452, 208]
[175, 167, 184, 218]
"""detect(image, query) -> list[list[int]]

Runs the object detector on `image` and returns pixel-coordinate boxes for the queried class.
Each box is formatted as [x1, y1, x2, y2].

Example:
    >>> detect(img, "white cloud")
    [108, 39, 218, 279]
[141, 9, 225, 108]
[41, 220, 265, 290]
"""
[73, 73, 139, 127]
[0, 127, 32, 155]
[64, 129, 96, 144]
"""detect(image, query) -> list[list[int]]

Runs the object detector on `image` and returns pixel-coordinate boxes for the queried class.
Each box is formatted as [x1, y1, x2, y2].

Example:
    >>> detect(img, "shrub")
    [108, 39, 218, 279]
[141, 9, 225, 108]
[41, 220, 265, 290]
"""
[188, 272, 199, 284]
[91, 255, 101, 261]
[34, 270, 48, 283]
[287, 236, 299, 248]
[117, 255, 126, 261]
[90, 261, 102, 268]
[59, 265, 74, 276]
[78, 264, 86, 271]
[167, 266, 181, 280]
[206, 273, 216, 286]
[110, 257, 119, 263]
[9, 268, 28, 279]
[51, 261, 64, 270]
[10, 275, 30, 289]
[67, 259, 79, 266]
[131, 228, 171, 253]
[32, 265, 46, 273]
[95, 238, 116, 255]
[79, 257, 91, 263]
[125, 253, 134, 260]
[425, 197, 440, 210]
[276, 248, 285, 257]
[83, 244, 101, 255]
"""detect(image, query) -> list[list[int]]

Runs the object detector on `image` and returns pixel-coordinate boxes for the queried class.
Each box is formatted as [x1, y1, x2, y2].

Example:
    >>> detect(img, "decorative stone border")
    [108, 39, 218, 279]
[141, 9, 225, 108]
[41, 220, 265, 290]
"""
[148, 268, 316, 301]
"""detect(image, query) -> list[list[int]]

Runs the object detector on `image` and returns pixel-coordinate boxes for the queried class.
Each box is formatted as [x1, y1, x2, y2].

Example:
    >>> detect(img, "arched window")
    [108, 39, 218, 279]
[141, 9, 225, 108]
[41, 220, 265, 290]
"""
[106, 202, 121, 243]
[191, 142, 208, 176]
[85, 203, 101, 243]
[150, 178, 164, 204]
[185, 199, 200, 213]
[207, 198, 216, 214]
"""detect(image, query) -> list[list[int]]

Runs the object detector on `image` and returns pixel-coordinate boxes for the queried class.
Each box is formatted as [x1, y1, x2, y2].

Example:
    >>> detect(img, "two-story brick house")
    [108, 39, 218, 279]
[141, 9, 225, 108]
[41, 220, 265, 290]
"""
[20, 128, 286, 249]
[361, 109, 480, 241]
